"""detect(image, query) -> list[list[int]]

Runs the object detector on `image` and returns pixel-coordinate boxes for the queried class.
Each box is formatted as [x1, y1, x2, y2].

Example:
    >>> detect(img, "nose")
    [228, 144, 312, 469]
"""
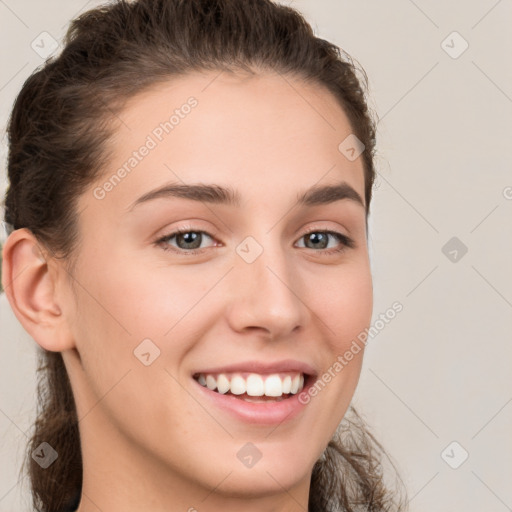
[225, 239, 310, 340]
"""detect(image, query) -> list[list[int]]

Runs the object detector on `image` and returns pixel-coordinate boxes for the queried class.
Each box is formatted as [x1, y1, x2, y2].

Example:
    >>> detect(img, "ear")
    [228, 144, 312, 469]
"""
[1, 228, 76, 352]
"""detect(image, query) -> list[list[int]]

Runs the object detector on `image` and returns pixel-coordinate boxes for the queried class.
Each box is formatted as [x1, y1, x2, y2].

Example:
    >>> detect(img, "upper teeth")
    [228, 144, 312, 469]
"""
[196, 372, 305, 397]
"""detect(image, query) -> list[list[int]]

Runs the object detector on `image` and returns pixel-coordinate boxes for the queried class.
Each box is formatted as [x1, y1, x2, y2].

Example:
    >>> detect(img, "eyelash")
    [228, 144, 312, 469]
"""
[154, 226, 355, 256]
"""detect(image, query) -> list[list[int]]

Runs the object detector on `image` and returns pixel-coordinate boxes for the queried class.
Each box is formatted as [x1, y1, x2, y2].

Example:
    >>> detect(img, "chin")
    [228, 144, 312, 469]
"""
[216, 464, 312, 499]
[221, 445, 316, 497]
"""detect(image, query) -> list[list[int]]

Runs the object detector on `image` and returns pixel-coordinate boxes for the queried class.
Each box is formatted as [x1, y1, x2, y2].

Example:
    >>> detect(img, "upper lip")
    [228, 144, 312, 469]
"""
[193, 359, 318, 377]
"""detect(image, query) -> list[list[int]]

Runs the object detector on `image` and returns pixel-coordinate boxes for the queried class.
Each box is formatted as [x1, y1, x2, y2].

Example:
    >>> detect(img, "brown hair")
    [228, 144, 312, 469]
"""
[2, 0, 407, 510]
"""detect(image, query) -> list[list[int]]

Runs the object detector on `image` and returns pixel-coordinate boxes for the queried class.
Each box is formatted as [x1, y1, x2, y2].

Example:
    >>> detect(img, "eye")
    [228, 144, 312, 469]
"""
[155, 227, 217, 255]
[296, 228, 355, 254]
[155, 226, 355, 256]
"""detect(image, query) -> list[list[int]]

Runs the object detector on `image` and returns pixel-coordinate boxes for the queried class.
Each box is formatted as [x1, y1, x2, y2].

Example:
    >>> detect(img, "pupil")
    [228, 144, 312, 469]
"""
[179, 232, 201, 249]
[308, 233, 327, 249]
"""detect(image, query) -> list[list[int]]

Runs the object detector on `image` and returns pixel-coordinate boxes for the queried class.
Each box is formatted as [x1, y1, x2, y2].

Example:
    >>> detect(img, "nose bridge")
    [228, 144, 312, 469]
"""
[250, 240, 295, 301]
[226, 233, 308, 337]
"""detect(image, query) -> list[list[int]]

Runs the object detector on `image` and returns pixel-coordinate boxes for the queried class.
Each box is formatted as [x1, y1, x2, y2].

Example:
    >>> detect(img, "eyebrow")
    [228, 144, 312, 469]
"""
[127, 180, 365, 212]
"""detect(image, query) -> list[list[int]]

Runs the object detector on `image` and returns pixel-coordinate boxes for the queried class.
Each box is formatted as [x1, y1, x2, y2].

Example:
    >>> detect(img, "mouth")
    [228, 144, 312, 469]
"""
[192, 371, 309, 403]
[191, 360, 317, 424]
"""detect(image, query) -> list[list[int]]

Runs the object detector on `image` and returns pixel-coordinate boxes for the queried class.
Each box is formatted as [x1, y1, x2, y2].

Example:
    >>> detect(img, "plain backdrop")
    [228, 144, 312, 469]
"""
[1, 1, 511, 511]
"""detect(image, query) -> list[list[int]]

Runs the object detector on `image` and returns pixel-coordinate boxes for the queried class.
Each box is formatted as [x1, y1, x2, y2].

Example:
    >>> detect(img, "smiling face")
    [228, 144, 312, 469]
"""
[59, 69, 373, 510]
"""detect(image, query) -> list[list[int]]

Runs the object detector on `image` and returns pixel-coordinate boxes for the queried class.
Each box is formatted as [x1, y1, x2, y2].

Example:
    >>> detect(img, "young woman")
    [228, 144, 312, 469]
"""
[1, 0, 407, 510]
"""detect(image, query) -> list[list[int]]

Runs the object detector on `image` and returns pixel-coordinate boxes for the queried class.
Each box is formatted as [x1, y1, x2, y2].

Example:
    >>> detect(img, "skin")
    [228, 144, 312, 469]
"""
[2, 70, 372, 512]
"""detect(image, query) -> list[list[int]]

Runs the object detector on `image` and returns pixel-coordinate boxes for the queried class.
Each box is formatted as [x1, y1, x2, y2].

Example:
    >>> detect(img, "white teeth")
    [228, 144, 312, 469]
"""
[206, 375, 217, 390]
[217, 374, 230, 394]
[246, 374, 264, 396]
[282, 375, 292, 394]
[290, 374, 300, 394]
[230, 375, 246, 395]
[195, 371, 306, 397]
[264, 375, 282, 397]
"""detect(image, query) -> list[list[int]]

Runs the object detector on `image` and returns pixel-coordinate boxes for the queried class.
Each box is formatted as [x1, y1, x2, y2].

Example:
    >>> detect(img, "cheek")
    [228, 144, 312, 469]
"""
[71, 252, 228, 418]
[83, 251, 213, 340]
[315, 262, 373, 349]
[306, 262, 372, 414]
[67, 257, 210, 463]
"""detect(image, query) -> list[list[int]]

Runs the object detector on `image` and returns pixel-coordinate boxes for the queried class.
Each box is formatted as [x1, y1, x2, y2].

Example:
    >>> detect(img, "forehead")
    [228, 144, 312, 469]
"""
[80, 70, 366, 216]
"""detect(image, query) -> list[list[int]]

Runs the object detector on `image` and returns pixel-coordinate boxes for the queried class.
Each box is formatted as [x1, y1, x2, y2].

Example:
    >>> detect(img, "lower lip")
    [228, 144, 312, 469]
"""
[193, 378, 313, 425]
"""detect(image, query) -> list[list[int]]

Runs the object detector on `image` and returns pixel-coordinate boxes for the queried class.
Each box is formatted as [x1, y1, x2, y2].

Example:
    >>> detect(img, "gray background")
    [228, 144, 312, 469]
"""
[1, 1, 511, 510]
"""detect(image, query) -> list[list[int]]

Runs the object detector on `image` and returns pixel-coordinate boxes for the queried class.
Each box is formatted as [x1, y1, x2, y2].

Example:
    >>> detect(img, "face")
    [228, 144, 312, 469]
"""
[61, 70, 372, 506]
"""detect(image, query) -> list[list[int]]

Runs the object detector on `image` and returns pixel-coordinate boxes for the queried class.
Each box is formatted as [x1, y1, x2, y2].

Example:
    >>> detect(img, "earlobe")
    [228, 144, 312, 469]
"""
[1, 228, 76, 352]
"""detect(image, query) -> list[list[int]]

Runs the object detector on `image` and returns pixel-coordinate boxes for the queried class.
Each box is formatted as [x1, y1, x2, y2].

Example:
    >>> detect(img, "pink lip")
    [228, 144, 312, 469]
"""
[192, 359, 318, 377]
[191, 359, 318, 425]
